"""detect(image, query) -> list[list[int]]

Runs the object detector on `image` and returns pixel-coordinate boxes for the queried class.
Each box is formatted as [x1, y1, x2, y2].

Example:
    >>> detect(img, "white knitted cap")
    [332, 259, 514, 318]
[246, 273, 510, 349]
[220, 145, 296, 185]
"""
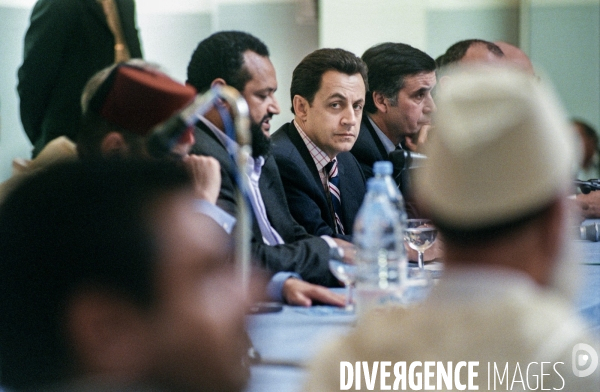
[415, 65, 578, 229]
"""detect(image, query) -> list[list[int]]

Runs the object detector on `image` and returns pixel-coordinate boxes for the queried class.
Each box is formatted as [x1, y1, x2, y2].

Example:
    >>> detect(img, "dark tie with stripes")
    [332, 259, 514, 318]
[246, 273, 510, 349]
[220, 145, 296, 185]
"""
[325, 159, 345, 235]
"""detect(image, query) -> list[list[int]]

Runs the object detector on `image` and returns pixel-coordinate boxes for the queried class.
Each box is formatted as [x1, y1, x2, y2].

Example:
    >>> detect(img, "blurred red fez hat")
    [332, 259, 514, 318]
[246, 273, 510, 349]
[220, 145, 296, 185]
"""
[88, 64, 196, 136]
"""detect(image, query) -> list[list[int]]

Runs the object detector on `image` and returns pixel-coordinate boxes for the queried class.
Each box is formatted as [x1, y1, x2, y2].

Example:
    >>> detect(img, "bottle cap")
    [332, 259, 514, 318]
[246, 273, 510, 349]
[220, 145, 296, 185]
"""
[373, 161, 393, 175]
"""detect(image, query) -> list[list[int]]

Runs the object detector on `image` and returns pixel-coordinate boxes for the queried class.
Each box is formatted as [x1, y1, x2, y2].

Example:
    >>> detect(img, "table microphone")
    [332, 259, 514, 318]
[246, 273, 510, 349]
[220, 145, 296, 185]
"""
[574, 179, 600, 194]
[577, 223, 600, 242]
[388, 149, 428, 171]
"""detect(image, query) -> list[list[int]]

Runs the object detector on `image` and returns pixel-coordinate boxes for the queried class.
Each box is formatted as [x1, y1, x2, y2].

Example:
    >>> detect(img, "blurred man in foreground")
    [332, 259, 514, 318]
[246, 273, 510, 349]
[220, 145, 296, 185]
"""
[0, 159, 252, 391]
[306, 66, 599, 391]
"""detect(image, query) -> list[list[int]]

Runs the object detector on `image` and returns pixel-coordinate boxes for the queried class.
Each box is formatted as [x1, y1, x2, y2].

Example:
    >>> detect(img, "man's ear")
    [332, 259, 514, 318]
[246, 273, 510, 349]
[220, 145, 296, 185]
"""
[66, 290, 153, 378]
[100, 132, 128, 157]
[210, 78, 227, 89]
[372, 91, 388, 113]
[293, 95, 309, 121]
[438, 75, 451, 91]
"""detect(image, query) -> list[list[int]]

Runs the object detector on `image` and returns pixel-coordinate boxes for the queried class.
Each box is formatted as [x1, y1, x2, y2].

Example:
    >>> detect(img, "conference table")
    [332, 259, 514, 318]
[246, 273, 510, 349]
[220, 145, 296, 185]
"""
[244, 220, 600, 392]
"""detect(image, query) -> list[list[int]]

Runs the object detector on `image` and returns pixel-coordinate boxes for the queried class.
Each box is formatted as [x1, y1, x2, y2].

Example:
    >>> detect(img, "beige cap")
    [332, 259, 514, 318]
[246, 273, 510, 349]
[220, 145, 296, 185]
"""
[415, 65, 578, 229]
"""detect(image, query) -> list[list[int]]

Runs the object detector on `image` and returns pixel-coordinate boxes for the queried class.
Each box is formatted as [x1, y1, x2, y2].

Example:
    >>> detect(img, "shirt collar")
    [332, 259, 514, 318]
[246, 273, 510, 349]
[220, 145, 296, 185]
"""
[293, 120, 334, 172]
[197, 115, 238, 153]
[367, 115, 399, 154]
[246, 154, 265, 175]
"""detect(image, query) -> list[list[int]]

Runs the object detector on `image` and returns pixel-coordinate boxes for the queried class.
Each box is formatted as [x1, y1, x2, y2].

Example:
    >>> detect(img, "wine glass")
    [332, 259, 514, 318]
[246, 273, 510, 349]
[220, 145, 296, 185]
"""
[404, 219, 438, 270]
[328, 248, 357, 311]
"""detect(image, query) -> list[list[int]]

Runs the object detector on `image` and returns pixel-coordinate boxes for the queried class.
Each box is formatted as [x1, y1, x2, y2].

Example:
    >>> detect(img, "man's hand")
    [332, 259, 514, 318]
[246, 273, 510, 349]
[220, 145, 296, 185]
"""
[182, 155, 221, 204]
[404, 124, 432, 153]
[282, 278, 346, 307]
[331, 238, 356, 263]
[575, 192, 600, 219]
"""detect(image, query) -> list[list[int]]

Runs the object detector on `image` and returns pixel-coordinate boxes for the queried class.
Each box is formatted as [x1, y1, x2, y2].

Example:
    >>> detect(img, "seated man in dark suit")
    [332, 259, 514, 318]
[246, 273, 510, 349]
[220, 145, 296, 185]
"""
[0, 159, 253, 392]
[271, 48, 368, 241]
[187, 31, 350, 303]
[350, 42, 436, 218]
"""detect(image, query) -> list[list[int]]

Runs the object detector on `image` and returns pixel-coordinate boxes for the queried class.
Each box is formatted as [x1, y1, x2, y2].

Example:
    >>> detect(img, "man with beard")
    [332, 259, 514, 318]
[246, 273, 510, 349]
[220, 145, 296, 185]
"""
[187, 31, 348, 306]
[306, 66, 600, 391]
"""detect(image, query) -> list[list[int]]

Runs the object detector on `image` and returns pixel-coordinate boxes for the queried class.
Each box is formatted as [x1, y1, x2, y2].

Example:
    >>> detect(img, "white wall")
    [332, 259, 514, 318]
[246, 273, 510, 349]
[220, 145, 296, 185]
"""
[320, 0, 427, 57]
[0, 0, 598, 182]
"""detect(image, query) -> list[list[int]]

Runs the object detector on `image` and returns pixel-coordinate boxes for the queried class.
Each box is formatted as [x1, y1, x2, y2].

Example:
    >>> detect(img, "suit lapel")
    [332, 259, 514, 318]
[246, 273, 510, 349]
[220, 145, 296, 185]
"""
[285, 123, 327, 198]
[362, 114, 389, 160]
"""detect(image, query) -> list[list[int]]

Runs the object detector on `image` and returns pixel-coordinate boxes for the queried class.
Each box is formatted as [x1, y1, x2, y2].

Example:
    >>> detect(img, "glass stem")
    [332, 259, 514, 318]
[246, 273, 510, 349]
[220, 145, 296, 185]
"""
[345, 283, 353, 310]
[418, 251, 425, 270]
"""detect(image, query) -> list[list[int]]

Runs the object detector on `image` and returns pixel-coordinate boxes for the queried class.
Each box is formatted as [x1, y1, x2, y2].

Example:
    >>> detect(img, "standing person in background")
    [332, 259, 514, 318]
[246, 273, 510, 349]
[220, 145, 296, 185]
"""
[18, 0, 142, 157]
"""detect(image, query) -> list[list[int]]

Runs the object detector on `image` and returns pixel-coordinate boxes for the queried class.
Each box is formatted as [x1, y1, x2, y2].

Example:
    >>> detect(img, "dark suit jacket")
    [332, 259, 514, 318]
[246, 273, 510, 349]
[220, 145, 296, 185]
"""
[350, 114, 420, 218]
[271, 122, 366, 242]
[190, 121, 338, 287]
[18, 0, 143, 157]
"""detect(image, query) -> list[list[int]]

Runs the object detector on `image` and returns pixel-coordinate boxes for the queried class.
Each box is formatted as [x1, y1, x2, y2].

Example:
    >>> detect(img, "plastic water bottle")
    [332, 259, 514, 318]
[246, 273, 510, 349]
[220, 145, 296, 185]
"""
[372, 161, 407, 224]
[352, 177, 408, 316]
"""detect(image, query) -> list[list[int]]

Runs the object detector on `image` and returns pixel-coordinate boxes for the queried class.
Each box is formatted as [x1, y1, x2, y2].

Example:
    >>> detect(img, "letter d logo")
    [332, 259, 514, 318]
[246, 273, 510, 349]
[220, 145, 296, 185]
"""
[572, 343, 598, 377]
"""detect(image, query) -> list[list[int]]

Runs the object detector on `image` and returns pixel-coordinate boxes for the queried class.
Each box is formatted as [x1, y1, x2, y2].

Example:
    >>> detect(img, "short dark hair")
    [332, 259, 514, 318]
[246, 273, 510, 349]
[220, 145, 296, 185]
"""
[187, 31, 270, 94]
[361, 42, 436, 114]
[0, 159, 191, 389]
[290, 48, 368, 114]
[437, 39, 504, 69]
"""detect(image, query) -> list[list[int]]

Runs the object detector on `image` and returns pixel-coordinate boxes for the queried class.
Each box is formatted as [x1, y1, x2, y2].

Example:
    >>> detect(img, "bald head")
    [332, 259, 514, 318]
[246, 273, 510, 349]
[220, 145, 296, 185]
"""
[461, 41, 505, 64]
[494, 41, 535, 75]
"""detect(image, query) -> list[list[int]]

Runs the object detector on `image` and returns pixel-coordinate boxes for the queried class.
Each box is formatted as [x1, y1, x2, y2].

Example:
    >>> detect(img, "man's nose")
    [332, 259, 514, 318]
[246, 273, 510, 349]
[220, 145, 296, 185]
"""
[270, 96, 281, 115]
[341, 106, 358, 126]
[424, 94, 437, 114]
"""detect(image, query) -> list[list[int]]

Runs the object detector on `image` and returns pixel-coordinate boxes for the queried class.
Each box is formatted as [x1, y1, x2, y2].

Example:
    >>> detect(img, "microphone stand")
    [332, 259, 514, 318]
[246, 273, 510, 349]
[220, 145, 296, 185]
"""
[213, 87, 252, 296]
[148, 87, 258, 364]
[149, 86, 252, 295]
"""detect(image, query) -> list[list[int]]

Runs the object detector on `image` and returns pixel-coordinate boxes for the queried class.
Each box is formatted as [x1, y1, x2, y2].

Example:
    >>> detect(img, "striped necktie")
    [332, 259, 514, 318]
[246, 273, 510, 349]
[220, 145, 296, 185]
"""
[325, 159, 345, 235]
